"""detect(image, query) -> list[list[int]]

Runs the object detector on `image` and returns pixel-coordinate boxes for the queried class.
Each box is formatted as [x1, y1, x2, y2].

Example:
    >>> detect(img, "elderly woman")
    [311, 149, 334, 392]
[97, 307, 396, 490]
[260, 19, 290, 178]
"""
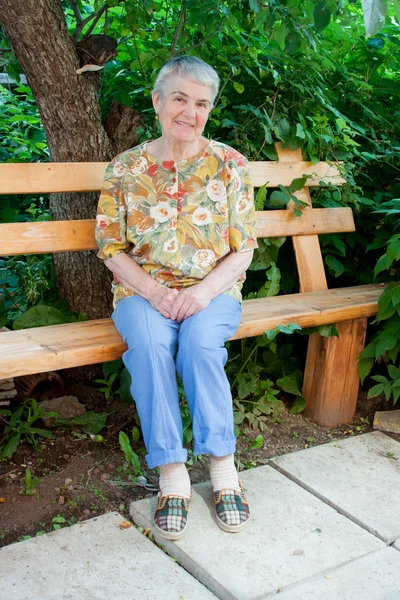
[95, 55, 257, 540]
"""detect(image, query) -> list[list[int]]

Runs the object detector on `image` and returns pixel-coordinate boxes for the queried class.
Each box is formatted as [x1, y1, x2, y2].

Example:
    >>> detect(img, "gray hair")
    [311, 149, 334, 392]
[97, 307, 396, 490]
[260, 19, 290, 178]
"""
[152, 56, 220, 106]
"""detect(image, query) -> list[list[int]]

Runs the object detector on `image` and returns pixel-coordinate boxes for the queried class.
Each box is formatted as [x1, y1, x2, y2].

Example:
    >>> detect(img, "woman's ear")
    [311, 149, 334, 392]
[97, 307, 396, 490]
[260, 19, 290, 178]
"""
[152, 92, 160, 115]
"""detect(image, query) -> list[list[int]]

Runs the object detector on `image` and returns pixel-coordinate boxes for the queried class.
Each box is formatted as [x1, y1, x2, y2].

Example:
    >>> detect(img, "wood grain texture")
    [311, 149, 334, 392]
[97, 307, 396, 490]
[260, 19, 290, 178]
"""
[0, 160, 345, 194]
[0, 284, 383, 379]
[274, 143, 365, 427]
[0, 208, 355, 256]
[302, 318, 368, 426]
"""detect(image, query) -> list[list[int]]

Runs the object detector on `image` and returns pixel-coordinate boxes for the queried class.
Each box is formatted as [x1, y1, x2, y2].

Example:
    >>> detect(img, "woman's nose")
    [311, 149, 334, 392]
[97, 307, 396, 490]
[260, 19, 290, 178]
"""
[182, 102, 196, 119]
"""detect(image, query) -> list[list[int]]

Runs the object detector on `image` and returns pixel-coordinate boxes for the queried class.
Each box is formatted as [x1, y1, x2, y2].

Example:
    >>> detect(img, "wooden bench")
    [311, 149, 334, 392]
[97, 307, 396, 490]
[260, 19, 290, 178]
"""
[0, 145, 383, 426]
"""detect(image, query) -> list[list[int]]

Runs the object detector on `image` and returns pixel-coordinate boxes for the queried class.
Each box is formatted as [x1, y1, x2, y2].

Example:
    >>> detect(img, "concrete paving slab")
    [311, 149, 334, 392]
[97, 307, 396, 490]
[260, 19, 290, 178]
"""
[270, 431, 400, 544]
[130, 466, 383, 600]
[274, 547, 400, 599]
[0, 512, 217, 600]
[374, 409, 400, 434]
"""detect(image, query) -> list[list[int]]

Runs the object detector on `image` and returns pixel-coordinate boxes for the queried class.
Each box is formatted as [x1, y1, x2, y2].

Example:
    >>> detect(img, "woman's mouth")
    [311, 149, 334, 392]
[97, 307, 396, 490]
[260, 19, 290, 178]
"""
[175, 121, 194, 128]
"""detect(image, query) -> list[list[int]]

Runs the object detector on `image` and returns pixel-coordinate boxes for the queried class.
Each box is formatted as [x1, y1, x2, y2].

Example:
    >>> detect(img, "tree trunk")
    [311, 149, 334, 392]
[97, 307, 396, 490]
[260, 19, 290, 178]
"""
[0, 0, 140, 319]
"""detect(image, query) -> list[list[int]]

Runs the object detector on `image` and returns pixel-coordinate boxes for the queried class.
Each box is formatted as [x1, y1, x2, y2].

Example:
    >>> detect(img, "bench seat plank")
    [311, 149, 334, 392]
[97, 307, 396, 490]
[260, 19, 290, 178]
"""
[0, 161, 345, 194]
[0, 208, 355, 256]
[0, 284, 383, 379]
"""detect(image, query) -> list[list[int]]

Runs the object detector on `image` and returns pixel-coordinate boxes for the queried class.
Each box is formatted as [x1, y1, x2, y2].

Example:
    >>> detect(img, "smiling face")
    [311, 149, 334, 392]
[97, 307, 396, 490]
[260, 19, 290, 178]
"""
[152, 75, 213, 145]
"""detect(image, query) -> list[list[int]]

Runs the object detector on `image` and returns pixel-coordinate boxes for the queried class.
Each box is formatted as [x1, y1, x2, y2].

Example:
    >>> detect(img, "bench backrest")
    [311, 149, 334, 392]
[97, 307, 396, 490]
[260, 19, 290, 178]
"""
[0, 145, 351, 294]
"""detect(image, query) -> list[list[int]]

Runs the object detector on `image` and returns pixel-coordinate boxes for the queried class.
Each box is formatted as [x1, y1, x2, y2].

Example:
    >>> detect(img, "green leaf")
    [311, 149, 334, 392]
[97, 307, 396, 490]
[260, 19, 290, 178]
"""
[367, 383, 385, 398]
[255, 184, 267, 210]
[296, 123, 306, 140]
[269, 191, 289, 207]
[0, 433, 20, 459]
[361, 0, 388, 38]
[386, 238, 400, 268]
[29, 428, 54, 439]
[314, 3, 331, 32]
[277, 373, 302, 396]
[289, 395, 306, 414]
[374, 254, 387, 278]
[325, 255, 344, 277]
[289, 177, 307, 193]
[264, 323, 302, 342]
[55, 411, 108, 435]
[13, 306, 76, 330]
[234, 410, 245, 425]
[271, 23, 287, 51]
[393, 0, 400, 22]
[358, 358, 374, 384]
[233, 82, 244, 94]
[285, 31, 301, 55]
[250, 434, 264, 449]
[132, 426, 140, 442]
[318, 324, 339, 338]
[118, 368, 133, 403]
[119, 431, 140, 473]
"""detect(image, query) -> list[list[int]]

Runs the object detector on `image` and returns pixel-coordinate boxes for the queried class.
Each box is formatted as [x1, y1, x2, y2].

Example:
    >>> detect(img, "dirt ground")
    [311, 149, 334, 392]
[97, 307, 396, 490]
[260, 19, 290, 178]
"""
[1, 383, 399, 549]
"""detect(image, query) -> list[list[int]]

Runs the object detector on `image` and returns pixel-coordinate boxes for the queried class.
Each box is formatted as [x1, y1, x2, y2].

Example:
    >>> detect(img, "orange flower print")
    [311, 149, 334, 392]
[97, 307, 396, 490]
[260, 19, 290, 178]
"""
[150, 201, 174, 223]
[127, 157, 147, 177]
[216, 199, 228, 216]
[163, 238, 178, 253]
[206, 179, 226, 202]
[193, 249, 216, 268]
[96, 214, 111, 228]
[228, 168, 241, 192]
[192, 206, 212, 226]
[237, 192, 253, 213]
[113, 161, 127, 177]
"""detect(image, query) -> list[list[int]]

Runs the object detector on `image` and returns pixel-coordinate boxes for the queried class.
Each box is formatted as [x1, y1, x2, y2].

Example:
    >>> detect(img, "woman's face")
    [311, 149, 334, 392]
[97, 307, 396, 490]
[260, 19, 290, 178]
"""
[152, 75, 213, 145]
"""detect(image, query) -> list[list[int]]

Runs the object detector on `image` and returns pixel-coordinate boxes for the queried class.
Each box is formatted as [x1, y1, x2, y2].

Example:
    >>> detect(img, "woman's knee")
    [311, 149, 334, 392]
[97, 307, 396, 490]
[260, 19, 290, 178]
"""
[112, 295, 177, 352]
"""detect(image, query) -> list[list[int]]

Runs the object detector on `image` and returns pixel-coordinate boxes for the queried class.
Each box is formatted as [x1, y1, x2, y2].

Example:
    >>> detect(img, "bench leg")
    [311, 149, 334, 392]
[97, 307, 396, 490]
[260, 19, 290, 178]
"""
[302, 318, 368, 427]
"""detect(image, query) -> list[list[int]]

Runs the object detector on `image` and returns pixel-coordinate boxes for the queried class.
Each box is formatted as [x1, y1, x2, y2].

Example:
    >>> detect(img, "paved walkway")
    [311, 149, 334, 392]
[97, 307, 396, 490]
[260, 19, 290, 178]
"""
[1, 431, 399, 599]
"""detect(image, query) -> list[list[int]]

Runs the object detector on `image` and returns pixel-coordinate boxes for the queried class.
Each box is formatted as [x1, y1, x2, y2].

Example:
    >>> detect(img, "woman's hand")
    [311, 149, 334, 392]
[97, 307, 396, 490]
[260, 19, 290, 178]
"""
[148, 285, 180, 319]
[170, 282, 215, 323]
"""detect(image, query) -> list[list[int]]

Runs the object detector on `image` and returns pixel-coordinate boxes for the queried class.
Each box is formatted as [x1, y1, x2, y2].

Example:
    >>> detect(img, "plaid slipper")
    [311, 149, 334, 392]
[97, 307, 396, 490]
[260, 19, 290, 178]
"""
[153, 493, 192, 541]
[213, 482, 250, 533]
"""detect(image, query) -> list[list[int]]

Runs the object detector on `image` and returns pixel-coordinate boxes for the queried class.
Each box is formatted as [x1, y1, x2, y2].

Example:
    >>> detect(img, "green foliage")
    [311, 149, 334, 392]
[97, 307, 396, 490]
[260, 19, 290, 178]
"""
[54, 411, 109, 434]
[0, 399, 56, 459]
[119, 430, 141, 475]
[21, 467, 42, 498]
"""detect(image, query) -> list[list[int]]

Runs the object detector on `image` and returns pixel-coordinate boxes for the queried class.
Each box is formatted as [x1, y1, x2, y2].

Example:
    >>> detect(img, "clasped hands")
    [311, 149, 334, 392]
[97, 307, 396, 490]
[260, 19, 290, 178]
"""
[150, 282, 215, 322]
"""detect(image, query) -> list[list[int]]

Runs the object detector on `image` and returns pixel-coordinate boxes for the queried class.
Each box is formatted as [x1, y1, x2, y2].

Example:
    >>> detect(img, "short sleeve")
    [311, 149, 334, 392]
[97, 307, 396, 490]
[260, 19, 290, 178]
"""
[227, 159, 258, 253]
[95, 155, 130, 260]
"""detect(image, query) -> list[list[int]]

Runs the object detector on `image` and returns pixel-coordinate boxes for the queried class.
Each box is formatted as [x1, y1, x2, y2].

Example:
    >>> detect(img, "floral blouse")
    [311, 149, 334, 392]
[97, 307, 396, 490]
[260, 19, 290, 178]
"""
[95, 140, 258, 307]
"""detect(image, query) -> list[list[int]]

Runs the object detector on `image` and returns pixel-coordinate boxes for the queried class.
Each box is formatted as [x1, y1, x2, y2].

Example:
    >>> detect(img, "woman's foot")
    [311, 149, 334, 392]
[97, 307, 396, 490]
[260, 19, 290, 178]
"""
[213, 482, 250, 533]
[210, 454, 250, 532]
[153, 462, 191, 540]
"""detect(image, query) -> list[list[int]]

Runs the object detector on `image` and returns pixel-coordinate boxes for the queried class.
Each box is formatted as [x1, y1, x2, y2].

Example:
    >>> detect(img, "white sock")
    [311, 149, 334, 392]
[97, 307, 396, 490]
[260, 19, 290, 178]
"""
[159, 462, 191, 499]
[209, 454, 240, 492]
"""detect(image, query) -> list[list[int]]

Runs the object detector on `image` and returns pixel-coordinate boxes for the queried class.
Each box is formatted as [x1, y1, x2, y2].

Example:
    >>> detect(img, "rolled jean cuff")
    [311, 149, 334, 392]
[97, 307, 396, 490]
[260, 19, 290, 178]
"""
[146, 448, 188, 469]
[194, 438, 236, 457]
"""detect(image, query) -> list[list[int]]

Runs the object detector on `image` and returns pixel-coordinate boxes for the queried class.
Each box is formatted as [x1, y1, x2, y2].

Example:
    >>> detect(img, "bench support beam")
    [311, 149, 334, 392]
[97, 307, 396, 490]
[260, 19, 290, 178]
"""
[275, 143, 366, 427]
[302, 318, 367, 427]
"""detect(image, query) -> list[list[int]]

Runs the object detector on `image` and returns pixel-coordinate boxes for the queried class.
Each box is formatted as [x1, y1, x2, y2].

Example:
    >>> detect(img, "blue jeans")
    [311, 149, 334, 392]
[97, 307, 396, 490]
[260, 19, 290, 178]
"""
[112, 293, 242, 469]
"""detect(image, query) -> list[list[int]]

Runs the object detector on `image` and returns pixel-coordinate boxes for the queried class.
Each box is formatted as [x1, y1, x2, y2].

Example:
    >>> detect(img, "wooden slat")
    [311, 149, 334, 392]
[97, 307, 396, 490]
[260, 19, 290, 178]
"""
[0, 284, 383, 379]
[0, 208, 355, 256]
[250, 160, 345, 188]
[0, 160, 345, 194]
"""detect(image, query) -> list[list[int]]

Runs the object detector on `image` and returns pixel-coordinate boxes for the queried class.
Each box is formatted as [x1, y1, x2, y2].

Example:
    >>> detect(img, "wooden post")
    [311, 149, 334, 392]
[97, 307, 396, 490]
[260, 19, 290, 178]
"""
[274, 143, 367, 426]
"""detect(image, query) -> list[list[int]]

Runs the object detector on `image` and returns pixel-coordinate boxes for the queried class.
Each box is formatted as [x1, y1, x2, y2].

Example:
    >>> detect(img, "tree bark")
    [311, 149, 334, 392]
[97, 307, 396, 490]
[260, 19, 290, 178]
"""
[0, 0, 140, 319]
